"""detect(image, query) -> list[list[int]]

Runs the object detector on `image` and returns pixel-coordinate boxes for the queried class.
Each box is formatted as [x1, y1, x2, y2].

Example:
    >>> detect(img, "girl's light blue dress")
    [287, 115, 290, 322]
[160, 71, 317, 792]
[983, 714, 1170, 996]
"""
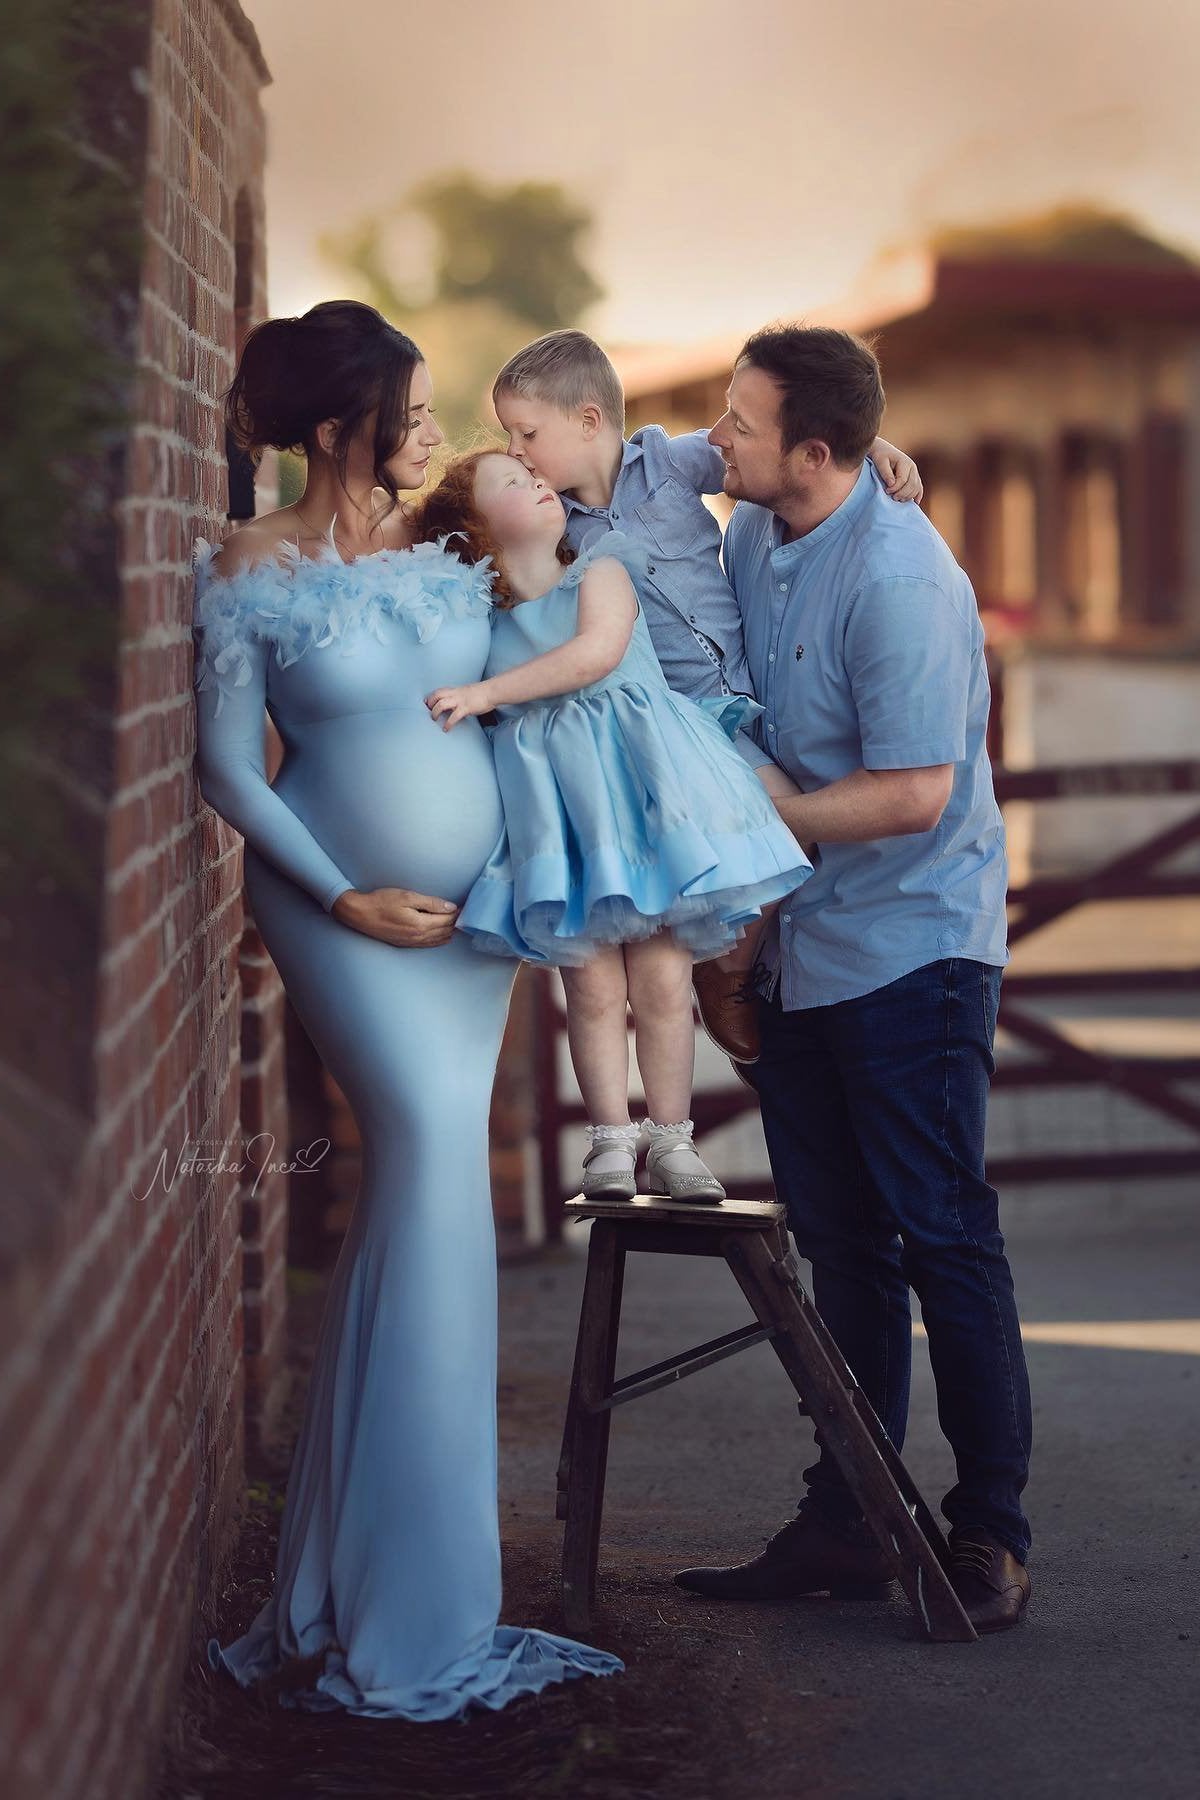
[457, 533, 813, 965]
[191, 531, 624, 1719]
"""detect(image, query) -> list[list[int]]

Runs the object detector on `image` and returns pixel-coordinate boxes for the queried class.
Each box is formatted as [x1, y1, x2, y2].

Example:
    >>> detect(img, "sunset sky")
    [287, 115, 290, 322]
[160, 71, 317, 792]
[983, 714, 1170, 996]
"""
[248, 0, 1200, 347]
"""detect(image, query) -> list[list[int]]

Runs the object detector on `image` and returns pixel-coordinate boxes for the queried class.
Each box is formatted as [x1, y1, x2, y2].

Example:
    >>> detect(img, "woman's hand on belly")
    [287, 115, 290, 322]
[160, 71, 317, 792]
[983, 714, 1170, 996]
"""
[332, 886, 460, 947]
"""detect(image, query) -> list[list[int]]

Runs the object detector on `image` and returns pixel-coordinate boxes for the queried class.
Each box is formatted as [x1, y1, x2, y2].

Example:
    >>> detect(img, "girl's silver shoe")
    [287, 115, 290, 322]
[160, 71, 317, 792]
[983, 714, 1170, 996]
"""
[579, 1123, 640, 1199]
[643, 1121, 726, 1204]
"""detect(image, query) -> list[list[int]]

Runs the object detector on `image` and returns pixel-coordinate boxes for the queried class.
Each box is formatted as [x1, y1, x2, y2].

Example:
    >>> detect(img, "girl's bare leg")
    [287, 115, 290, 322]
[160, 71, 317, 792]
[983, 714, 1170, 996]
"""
[561, 947, 632, 1122]
[561, 948, 642, 1191]
[626, 932, 725, 1199]
[624, 932, 696, 1123]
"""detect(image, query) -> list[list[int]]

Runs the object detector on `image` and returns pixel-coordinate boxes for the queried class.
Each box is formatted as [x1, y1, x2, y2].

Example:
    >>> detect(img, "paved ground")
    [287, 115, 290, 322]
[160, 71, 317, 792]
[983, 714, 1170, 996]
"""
[493, 1181, 1200, 1800]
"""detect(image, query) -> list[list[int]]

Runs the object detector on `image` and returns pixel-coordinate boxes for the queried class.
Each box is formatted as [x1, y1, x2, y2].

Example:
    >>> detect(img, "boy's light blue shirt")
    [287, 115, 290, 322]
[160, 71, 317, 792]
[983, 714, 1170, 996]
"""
[558, 425, 773, 771]
[724, 458, 1010, 1010]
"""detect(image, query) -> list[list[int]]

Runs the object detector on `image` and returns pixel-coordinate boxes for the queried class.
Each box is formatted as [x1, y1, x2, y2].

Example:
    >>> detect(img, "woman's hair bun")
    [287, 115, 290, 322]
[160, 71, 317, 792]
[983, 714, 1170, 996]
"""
[223, 301, 424, 511]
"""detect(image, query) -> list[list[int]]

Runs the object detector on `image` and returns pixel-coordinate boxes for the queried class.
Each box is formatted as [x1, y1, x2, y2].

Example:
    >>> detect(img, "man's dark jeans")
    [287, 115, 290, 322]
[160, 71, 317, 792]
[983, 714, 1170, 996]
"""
[751, 956, 1033, 1561]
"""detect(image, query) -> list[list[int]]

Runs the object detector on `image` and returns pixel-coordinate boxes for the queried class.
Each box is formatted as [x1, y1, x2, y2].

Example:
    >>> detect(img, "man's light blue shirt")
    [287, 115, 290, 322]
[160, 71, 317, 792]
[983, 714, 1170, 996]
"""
[725, 458, 1009, 1009]
[559, 426, 773, 771]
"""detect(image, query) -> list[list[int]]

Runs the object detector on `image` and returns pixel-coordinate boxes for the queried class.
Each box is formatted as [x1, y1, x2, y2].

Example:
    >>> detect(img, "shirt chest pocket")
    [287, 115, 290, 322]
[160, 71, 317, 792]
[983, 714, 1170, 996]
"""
[635, 477, 711, 558]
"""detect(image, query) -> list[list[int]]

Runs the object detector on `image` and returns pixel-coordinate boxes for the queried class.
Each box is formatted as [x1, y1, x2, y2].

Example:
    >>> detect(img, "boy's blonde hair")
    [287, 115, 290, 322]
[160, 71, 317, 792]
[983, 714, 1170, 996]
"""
[492, 329, 626, 430]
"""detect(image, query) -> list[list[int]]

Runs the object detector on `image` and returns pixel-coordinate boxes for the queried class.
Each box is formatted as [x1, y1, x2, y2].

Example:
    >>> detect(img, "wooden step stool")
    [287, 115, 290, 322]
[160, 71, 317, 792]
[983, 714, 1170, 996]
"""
[556, 1192, 976, 1642]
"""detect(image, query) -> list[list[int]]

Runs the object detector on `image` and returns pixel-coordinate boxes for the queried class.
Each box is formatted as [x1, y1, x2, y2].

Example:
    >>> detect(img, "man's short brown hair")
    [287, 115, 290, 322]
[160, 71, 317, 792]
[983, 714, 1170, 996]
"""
[738, 324, 884, 467]
[492, 329, 626, 429]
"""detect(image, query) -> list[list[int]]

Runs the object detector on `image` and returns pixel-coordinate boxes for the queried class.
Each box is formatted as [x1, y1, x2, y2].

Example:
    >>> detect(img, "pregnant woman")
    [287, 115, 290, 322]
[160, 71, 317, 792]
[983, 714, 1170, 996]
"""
[194, 300, 623, 1717]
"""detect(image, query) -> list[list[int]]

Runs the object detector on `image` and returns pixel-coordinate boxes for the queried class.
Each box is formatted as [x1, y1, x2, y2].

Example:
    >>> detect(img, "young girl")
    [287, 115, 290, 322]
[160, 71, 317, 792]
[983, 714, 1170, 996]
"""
[417, 452, 813, 1202]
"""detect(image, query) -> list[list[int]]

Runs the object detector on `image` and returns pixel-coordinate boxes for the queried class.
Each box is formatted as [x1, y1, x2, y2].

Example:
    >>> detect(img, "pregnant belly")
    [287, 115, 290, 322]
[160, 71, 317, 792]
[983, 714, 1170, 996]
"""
[273, 709, 504, 903]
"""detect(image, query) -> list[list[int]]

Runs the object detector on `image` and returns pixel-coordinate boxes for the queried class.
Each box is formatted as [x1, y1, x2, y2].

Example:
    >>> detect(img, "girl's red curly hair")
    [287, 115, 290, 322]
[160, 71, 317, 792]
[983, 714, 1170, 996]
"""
[411, 450, 575, 608]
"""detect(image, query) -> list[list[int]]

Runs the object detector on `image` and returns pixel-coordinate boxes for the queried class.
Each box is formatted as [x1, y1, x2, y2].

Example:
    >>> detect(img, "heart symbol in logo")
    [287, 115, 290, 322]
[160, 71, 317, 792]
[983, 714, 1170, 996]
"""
[295, 1138, 331, 1170]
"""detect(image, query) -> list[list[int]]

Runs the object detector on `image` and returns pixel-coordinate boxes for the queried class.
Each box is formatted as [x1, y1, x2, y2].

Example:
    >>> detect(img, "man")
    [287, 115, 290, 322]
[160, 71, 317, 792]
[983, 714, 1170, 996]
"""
[673, 325, 1033, 1633]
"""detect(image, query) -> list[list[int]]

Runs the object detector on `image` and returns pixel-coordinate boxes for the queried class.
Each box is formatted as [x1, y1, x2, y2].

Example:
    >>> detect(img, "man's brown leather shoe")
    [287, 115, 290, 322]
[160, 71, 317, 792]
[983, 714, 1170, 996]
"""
[673, 1503, 896, 1602]
[692, 962, 762, 1063]
[948, 1528, 1031, 1633]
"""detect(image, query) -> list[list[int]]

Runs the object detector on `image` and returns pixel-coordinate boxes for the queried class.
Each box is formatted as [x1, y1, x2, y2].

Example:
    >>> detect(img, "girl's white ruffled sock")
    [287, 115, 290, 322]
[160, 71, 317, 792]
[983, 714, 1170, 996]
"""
[583, 1121, 641, 1176]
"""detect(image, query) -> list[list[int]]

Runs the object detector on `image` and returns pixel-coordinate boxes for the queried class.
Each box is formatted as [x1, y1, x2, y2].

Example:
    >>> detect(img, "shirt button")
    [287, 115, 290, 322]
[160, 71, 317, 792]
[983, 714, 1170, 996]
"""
[647, 562, 656, 574]
[778, 582, 787, 593]
[781, 912, 792, 924]
[768, 722, 777, 733]
[768, 651, 776, 663]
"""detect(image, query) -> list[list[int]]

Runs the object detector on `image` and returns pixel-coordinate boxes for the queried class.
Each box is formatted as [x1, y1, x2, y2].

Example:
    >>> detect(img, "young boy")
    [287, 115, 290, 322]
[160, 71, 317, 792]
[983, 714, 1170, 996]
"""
[490, 328, 921, 725]
[489, 329, 922, 1058]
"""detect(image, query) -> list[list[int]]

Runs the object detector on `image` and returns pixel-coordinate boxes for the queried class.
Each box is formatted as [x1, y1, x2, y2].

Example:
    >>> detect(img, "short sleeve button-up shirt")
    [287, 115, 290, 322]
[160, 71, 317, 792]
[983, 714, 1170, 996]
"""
[724, 458, 1009, 1009]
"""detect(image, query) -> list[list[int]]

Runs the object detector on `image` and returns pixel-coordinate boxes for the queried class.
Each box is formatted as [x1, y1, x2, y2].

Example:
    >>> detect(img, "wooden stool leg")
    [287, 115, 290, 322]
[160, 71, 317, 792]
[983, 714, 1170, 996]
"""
[724, 1226, 977, 1643]
[560, 1220, 626, 1634]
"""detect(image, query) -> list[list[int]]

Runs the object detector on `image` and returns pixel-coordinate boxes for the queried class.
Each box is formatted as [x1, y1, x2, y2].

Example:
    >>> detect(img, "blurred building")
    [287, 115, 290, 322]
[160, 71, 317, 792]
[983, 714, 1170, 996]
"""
[615, 211, 1200, 874]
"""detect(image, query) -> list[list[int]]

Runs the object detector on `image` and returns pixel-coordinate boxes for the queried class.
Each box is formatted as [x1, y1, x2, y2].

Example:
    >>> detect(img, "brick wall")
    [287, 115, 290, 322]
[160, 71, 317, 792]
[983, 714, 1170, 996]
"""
[0, 5, 276, 1797]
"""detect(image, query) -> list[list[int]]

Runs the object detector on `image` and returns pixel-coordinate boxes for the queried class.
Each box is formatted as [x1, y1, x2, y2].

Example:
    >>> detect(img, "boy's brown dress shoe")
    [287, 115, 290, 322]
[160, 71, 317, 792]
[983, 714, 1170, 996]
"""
[948, 1527, 1031, 1633]
[673, 1501, 896, 1601]
[692, 962, 762, 1063]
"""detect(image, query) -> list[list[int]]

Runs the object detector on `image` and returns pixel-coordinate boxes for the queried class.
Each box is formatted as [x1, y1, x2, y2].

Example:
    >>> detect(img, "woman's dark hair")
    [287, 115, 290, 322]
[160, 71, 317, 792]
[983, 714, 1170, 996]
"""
[737, 324, 885, 467]
[224, 300, 423, 514]
[412, 451, 575, 608]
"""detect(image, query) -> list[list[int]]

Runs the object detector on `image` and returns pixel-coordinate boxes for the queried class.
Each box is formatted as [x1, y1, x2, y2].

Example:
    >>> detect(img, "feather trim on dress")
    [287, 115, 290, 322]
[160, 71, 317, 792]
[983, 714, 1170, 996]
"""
[190, 530, 496, 714]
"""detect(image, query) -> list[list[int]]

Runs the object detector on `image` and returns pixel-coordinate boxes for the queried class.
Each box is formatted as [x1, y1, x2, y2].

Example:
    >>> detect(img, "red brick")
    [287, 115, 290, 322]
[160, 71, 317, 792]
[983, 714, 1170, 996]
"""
[2, 6, 276, 1797]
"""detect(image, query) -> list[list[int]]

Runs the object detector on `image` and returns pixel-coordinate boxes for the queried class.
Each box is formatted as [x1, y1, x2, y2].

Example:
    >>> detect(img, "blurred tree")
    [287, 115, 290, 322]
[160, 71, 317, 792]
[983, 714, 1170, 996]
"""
[318, 171, 604, 443]
[408, 173, 603, 329]
[324, 171, 603, 330]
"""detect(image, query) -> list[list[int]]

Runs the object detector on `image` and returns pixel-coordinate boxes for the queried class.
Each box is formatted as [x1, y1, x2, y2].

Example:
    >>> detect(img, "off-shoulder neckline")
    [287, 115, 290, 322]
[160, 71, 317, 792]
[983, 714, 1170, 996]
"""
[198, 534, 427, 587]
[203, 505, 425, 578]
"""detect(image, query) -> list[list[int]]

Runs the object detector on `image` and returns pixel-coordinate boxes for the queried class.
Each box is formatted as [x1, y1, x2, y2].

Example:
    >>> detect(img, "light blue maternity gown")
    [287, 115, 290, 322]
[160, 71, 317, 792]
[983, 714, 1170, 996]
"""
[191, 531, 624, 1719]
